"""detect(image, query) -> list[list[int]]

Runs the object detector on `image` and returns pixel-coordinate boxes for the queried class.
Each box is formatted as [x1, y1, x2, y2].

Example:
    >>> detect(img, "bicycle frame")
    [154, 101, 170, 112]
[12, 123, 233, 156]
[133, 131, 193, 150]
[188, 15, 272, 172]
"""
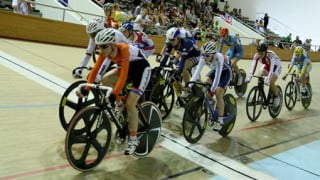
[255, 76, 271, 107]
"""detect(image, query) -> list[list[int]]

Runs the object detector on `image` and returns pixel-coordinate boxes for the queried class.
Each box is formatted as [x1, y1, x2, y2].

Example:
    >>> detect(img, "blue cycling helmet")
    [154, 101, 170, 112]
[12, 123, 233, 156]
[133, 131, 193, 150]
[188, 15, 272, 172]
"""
[120, 21, 134, 31]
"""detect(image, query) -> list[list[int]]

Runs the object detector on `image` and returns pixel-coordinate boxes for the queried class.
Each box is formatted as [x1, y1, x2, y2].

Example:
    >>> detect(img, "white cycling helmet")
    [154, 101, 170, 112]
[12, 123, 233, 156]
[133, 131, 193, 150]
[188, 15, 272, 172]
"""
[86, 17, 105, 35]
[166, 27, 180, 39]
[201, 41, 217, 54]
[95, 28, 116, 45]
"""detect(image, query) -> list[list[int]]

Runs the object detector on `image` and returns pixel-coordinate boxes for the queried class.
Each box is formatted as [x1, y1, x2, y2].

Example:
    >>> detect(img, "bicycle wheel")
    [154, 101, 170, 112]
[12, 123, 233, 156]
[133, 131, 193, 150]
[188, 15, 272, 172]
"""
[59, 80, 100, 131]
[284, 81, 297, 110]
[219, 94, 237, 137]
[134, 101, 162, 158]
[65, 106, 112, 172]
[182, 97, 208, 144]
[246, 86, 263, 121]
[268, 86, 283, 118]
[234, 69, 248, 97]
[149, 79, 175, 119]
[301, 83, 312, 109]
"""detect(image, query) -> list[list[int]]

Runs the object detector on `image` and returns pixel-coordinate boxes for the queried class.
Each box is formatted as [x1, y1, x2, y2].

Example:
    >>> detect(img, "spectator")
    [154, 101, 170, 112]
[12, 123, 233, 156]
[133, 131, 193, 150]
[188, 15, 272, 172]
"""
[290, 35, 302, 49]
[302, 39, 312, 52]
[213, 0, 219, 13]
[257, 19, 264, 32]
[12, 0, 32, 15]
[213, 20, 220, 34]
[263, 13, 269, 32]
[223, 1, 230, 14]
[285, 33, 292, 49]
[134, 9, 152, 32]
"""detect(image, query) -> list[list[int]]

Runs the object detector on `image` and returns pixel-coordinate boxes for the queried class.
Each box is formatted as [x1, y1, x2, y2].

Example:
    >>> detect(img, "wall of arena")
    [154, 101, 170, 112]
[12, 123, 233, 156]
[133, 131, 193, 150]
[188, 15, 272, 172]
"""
[1, 11, 319, 61]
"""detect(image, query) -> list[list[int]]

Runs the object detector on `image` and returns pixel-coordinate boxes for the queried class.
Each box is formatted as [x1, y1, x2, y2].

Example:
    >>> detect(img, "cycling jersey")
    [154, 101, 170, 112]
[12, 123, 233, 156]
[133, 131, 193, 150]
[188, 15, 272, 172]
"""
[130, 31, 155, 58]
[249, 50, 282, 80]
[191, 53, 231, 92]
[288, 53, 312, 74]
[160, 38, 200, 75]
[218, 34, 243, 60]
[87, 43, 148, 95]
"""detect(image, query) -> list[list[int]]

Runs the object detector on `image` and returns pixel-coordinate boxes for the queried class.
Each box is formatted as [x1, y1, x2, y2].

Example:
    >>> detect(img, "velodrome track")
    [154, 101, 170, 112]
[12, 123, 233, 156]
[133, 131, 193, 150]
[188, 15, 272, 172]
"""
[1, 38, 319, 180]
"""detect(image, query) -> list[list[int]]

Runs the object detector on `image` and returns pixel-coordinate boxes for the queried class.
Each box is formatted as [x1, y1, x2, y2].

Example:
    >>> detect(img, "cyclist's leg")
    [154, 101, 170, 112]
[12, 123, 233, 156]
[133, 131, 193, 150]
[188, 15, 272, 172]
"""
[181, 59, 193, 88]
[101, 68, 119, 87]
[216, 66, 232, 119]
[125, 61, 151, 155]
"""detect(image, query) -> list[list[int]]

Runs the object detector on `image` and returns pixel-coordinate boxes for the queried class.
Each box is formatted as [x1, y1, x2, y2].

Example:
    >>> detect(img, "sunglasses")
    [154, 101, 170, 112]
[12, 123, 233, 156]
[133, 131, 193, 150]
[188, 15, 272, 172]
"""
[201, 53, 212, 58]
[98, 44, 112, 49]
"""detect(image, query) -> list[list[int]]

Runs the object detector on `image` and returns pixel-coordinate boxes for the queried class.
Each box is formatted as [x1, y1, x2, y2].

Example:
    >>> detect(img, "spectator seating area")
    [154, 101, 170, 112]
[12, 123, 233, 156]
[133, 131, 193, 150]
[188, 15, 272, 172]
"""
[0, 0, 42, 17]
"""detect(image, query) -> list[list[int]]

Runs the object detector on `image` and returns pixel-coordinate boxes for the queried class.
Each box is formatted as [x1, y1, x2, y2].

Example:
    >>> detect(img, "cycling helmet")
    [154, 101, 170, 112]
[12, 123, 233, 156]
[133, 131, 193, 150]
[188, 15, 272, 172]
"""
[95, 28, 116, 45]
[103, 3, 113, 11]
[201, 41, 217, 54]
[120, 21, 133, 31]
[166, 27, 180, 39]
[256, 42, 268, 52]
[86, 18, 105, 35]
[219, 27, 229, 37]
[294, 46, 304, 56]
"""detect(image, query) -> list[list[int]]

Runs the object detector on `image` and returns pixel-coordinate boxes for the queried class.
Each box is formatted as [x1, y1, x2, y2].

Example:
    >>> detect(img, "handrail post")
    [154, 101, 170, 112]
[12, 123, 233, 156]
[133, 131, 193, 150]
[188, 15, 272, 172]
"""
[62, 9, 65, 22]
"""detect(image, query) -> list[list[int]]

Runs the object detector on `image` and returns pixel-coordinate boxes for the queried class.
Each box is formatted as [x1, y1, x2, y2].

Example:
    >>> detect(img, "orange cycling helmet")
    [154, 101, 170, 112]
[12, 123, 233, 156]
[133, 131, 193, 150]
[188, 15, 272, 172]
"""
[220, 27, 229, 37]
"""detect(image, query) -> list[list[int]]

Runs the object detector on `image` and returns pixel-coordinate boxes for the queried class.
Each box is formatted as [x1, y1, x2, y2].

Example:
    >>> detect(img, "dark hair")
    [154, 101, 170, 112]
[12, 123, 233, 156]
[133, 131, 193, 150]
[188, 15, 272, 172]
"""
[257, 43, 268, 52]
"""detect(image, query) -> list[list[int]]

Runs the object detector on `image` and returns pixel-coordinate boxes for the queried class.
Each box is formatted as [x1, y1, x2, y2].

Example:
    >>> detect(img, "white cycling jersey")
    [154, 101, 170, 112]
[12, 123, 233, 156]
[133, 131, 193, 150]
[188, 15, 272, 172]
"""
[190, 53, 229, 92]
[249, 50, 282, 80]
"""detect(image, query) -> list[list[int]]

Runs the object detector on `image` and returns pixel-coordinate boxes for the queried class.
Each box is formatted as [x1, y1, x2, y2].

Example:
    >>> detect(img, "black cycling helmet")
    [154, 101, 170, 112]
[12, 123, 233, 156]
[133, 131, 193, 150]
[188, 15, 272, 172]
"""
[257, 43, 268, 52]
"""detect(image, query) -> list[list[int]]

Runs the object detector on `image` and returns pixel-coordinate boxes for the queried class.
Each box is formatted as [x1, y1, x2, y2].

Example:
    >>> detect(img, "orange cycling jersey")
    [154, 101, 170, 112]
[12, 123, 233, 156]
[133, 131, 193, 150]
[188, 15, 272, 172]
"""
[86, 43, 130, 95]
[105, 16, 119, 29]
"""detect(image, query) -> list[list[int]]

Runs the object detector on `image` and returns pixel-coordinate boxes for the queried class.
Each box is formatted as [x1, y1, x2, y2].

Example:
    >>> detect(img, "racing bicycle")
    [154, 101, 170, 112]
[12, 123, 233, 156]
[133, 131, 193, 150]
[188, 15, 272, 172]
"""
[65, 83, 162, 171]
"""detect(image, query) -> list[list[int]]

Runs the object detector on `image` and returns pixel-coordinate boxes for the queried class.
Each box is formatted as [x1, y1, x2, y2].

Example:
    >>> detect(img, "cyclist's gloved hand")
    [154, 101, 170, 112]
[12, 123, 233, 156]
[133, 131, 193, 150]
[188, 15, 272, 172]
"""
[245, 74, 253, 83]
[77, 86, 89, 97]
[72, 68, 83, 79]
[264, 78, 270, 85]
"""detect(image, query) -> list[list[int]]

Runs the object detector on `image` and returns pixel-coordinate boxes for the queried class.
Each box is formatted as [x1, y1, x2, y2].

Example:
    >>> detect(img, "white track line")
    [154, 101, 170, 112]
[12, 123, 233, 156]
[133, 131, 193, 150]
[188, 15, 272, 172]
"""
[0, 51, 276, 180]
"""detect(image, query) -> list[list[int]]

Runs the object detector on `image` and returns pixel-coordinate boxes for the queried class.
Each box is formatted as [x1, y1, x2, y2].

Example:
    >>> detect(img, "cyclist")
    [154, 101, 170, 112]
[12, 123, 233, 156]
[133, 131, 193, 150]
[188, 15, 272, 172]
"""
[72, 18, 130, 79]
[77, 29, 151, 155]
[218, 27, 244, 86]
[246, 43, 282, 106]
[282, 46, 312, 98]
[160, 27, 200, 101]
[188, 41, 232, 131]
[119, 21, 155, 58]
[103, 3, 119, 29]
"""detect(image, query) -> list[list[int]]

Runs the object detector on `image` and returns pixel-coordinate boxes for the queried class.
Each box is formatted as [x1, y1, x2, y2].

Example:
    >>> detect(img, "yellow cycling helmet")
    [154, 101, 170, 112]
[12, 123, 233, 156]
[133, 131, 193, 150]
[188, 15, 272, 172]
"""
[294, 46, 304, 56]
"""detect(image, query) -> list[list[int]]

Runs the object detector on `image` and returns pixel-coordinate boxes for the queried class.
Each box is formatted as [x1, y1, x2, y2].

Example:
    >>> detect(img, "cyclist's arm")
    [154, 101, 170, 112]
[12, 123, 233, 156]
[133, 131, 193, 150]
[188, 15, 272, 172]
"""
[113, 46, 130, 95]
[159, 43, 172, 67]
[301, 55, 311, 74]
[95, 58, 112, 83]
[176, 52, 188, 75]
[286, 56, 296, 74]
[85, 55, 105, 91]
[190, 57, 205, 84]
[211, 55, 224, 92]
[248, 53, 259, 76]
[80, 38, 95, 67]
